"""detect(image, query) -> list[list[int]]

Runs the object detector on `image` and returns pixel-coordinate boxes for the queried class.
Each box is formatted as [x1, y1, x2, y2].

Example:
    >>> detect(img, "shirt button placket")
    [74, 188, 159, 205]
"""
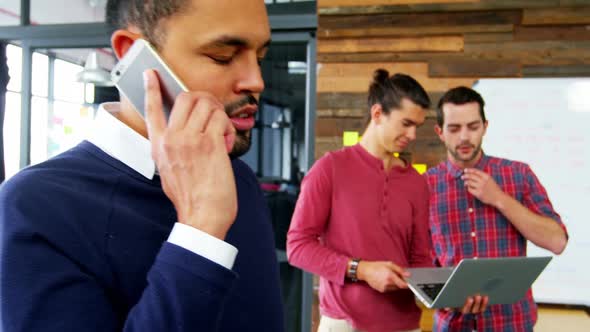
[381, 175, 388, 216]
[468, 205, 477, 258]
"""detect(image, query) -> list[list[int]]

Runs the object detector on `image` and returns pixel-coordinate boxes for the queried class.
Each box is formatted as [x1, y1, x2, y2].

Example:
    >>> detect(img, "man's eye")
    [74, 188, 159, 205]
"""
[208, 55, 232, 65]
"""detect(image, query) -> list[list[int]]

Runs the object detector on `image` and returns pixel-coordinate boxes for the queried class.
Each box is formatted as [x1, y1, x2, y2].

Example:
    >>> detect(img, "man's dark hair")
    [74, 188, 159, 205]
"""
[366, 69, 430, 125]
[106, 0, 191, 48]
[436, 86, 486, 127]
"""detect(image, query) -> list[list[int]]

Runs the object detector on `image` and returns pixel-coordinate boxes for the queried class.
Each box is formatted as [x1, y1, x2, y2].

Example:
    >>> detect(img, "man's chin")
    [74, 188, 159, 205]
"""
[450, 148, 480, 163]
[229, 131, 251, 159]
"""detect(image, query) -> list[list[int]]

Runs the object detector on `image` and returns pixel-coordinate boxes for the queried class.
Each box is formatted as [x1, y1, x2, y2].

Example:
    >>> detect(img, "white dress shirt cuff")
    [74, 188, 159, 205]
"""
[167, 222, 238, 270]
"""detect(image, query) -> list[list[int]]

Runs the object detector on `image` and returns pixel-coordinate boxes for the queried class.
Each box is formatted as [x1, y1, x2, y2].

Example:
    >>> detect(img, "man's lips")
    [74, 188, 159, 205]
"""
[398, 140, 410, 149]
[458, 145, 473, 153]
[229, 105, 257, 131]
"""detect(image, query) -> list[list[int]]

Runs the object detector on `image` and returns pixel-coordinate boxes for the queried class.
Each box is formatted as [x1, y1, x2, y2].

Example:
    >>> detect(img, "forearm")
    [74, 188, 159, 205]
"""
[286, 231, 349, 285]
[3, 238, 236, 332]
[495, 193, 567, 254]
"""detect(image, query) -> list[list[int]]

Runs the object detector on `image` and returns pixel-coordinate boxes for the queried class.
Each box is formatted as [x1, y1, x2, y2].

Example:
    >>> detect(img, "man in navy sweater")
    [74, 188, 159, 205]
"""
[0, 1, 284, 331]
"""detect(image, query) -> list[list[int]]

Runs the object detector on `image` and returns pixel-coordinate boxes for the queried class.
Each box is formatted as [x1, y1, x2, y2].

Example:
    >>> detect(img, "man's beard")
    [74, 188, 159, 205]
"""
[224, 95, 257, 158]
[229, 130, 251, 159]
[448, 141, 482, 163]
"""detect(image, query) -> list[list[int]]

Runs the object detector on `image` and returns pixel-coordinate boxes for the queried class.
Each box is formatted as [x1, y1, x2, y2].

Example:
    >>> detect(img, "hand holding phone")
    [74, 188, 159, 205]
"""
[143, 71, 237, 239]
[114, 39, 238, 240]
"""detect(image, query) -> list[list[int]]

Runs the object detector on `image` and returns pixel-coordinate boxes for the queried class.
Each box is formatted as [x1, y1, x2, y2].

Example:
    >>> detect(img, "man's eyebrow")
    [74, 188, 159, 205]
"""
[204, 36, 271, 51]
[446, 120, 481, 127]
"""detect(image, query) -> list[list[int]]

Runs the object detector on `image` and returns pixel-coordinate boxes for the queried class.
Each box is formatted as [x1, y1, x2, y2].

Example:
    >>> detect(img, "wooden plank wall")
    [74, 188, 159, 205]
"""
[316, 0, 590, 166]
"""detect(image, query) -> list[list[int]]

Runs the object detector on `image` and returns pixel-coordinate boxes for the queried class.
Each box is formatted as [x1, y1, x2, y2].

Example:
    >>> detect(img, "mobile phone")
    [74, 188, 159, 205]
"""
[110, 38, 188, 119]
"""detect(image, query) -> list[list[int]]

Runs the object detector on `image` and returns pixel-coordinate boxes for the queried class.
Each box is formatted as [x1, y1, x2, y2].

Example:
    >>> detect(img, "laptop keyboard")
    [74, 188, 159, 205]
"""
[418, 283, 445, 300]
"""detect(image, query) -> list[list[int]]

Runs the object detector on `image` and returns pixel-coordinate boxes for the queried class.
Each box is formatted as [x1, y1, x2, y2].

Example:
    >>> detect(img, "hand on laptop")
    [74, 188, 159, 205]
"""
[357, 261, 410, 293]
[444, 294, 489, 314]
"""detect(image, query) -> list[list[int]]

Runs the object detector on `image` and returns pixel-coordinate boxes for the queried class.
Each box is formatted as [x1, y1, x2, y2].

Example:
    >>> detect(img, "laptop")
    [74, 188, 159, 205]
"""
[406, 256, 552, 308]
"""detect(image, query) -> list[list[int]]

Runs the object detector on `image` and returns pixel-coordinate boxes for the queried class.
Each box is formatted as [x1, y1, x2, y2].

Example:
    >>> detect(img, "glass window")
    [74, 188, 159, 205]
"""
[31, 0, 105, 24]
[27, 48, 109, 167]
[43, 101, 95, 160]
[6, 44, 22, 92]
[0, 0, 20, 26]
[3, 45, 102, 178]
[85, 83, 95, 104]
[3, 91, 21, 179]
[32, 53, 49, 97]
[29, 96, 49, 165]
[53, 59, 85, 104]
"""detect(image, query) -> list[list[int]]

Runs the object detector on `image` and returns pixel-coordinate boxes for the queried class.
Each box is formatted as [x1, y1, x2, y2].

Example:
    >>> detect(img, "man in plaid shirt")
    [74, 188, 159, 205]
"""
[424, 86, 568, 332]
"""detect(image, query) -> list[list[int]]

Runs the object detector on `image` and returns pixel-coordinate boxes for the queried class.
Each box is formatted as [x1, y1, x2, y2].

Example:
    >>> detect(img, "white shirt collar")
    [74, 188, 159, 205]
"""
[87, 102, 156, 179]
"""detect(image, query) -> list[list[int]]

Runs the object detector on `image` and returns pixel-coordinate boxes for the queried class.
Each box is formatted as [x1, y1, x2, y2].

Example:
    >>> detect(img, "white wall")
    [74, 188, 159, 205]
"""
[476, 78, 590, 306]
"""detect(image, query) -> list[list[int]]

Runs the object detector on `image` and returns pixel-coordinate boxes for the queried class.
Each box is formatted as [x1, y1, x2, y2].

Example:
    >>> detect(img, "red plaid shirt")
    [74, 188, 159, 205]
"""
[424, 154, 567, 332]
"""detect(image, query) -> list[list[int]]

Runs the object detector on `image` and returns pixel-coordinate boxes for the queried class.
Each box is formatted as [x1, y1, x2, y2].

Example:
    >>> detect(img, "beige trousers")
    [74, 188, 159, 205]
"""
[318, 316, 422, 332]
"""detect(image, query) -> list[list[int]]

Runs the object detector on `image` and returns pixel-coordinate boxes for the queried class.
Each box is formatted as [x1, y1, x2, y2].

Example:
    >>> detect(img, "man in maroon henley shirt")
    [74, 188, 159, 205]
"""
[288, 70, 432, 332]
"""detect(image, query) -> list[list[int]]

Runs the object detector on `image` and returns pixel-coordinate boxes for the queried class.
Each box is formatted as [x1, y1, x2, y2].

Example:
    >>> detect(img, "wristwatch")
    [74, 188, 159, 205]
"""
[347, 258, 361, 282]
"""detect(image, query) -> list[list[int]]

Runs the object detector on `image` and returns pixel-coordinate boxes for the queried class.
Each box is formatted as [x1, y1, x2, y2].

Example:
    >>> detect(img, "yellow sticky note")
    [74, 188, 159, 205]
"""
[412, 164, 427, 174]
[80, 106, 89, 117]
[343, 131, 359, 146]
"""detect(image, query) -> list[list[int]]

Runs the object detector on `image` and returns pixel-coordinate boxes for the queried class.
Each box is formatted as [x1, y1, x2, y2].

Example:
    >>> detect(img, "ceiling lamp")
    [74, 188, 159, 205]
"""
[76, 51, 113, 87]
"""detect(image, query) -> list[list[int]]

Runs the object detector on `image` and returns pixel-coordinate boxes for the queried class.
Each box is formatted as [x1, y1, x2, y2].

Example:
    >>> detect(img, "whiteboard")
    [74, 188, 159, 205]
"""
[474, 78, 590, 306]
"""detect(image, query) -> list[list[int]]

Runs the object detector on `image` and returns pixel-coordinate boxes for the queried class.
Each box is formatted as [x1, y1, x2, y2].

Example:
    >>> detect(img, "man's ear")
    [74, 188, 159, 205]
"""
[111, 29, 141, 59]
[435, 124, 444, 142]
[370, 104, 383, 124]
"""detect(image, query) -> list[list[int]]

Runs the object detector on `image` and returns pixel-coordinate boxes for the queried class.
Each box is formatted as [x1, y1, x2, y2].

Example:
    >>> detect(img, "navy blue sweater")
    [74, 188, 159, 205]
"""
[0, 141, 284, 331]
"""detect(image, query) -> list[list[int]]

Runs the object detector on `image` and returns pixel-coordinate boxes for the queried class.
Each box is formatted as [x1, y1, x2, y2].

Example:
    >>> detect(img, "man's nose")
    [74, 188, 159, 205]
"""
[235, 54, 264, 94]
[407, 126, 417, 141]
[459, 127, 470, 141]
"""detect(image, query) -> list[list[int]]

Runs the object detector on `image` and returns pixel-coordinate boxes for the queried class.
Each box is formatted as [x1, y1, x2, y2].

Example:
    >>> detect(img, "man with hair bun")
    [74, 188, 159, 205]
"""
[287, 69, 432, 332]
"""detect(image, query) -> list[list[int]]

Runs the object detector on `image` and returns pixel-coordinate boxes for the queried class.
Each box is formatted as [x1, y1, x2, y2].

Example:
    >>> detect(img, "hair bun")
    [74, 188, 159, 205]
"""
[373, 69, 390, 84]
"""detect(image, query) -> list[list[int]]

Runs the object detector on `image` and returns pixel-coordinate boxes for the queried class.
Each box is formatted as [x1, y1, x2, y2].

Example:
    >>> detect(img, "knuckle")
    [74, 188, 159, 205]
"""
[177, 91, 190, 100]
[198, 136, 215, 154]
[193, 92, 215, 105]
[211, 109, 229, 124]
[203, 94, 224, 110]
[160, 133, 180, 153]
[190, 91, 212, 99]
[177, 91, 194, 104]
[178, 138, 194, 154]
[161, 140, 175, 155]
[214, 108, 228, 119]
